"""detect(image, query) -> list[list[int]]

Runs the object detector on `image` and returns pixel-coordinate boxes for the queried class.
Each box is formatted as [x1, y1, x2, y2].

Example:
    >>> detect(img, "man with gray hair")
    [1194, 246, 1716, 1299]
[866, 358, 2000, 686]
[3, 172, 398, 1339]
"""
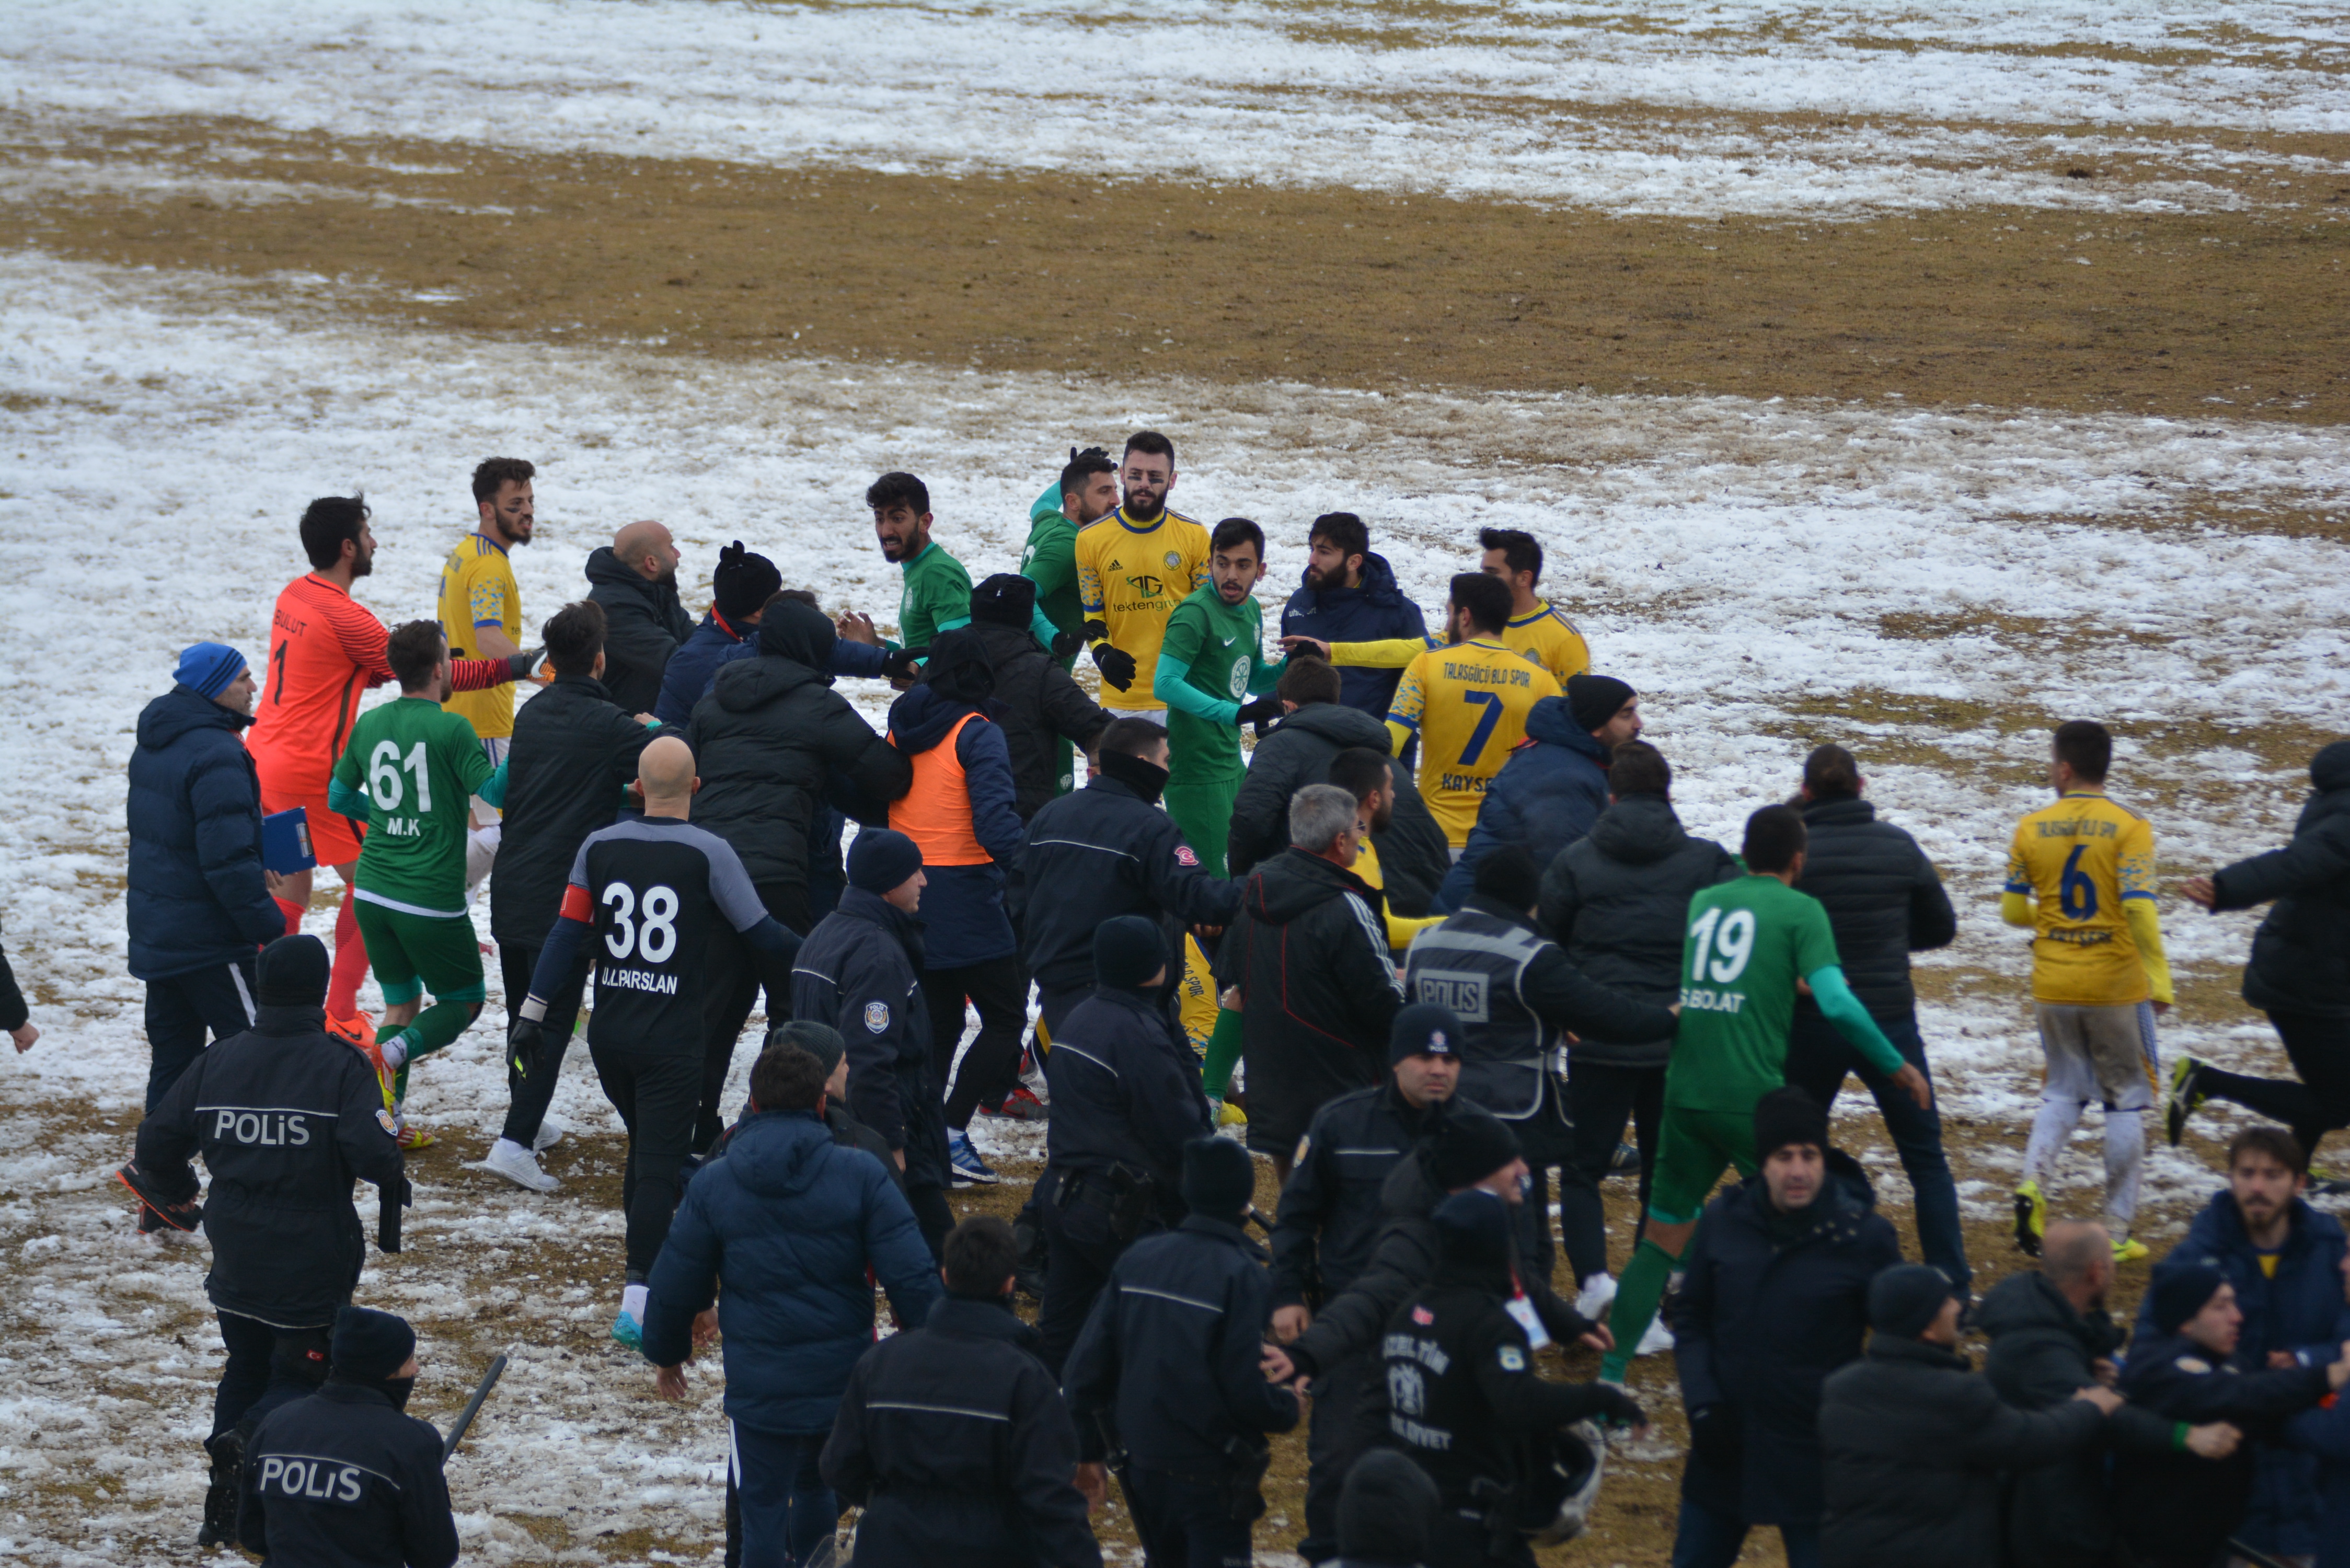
[1216, 782, 1406, 1183]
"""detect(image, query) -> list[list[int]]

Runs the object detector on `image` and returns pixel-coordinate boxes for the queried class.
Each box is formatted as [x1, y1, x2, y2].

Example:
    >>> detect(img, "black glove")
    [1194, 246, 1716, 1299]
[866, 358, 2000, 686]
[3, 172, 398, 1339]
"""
[1050, 628, 1084, 661]
[1091, 642, 1137, 692]
[1081, 618, 1110, 643]
[507, 1017, 547, 1080]
[505, 648, 544, 681]
[882, 645, 928, 682]
[1234, 696, 1282, 730]
[1686, 1402, 1739, 1462]
[1070, 445, 1110, 463]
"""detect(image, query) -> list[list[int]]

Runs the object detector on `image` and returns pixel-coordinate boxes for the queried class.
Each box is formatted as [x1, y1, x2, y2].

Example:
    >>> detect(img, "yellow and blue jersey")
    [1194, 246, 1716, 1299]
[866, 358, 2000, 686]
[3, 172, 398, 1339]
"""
[2005, 792, 2168, 1006]
[1506, 599, 1590, 686]
[1387, 637, 1562, 845]
[436, 532, 520, 741]
[1075, 508, 1211, 710]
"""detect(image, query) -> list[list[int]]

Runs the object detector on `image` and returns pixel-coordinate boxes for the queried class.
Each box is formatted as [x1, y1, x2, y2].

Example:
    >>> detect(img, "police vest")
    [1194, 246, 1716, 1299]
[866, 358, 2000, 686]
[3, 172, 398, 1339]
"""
[1402, 909, 1555, 1119]
[888, 711, 990, 867]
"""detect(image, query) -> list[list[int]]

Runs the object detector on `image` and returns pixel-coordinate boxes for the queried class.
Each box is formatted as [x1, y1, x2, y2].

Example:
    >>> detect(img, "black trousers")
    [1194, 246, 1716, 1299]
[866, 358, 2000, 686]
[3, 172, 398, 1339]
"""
[213, 1310, 280, 1440]
[698, 881, 812, 1153]
[1298, 1347, 1374, 1562]
[1560, 1061, 1664, 1286]
[497, 939, 586, 1148]
[2201, 1010, 2350, 1163]
[1516, 1078, 1586, 1288]
[1126, 1465, 1252, 1568]
[1034, 1168, 1141, 1377]
[144, 957, 258, 1113]
[925, 958, 1030, 1130]
[591, 1040, 702, 1282]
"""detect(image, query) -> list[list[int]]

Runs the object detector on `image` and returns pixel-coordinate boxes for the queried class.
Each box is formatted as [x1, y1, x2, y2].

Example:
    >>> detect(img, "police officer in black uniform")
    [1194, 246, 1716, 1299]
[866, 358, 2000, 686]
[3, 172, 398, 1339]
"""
[120, 933, 405, 1545]
[1271, 1002, 1464, 1562]
[1065, 1136, 1301, 1565]
[240, 1306, 460, 1568]
[790, 827, 955, 1258]
[1035, 915, 1215, 1372]
[1375, 1192, 1645, 1567]
[1403, 846, 1676, 1281]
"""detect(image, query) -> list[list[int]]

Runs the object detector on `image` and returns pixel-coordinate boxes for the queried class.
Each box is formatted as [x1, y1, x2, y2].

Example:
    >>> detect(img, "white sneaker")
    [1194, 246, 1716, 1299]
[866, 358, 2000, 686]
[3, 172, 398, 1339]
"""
[481, 1139, 560, 1193]
[1635, 1316, 1675, 1357]
[533, 1113, 565, 1153]
[1574, 1274, 1618, 1321]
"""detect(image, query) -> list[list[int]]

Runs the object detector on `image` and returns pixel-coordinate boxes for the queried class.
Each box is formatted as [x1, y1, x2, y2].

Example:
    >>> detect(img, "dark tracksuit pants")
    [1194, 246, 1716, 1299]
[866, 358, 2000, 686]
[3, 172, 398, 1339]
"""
[924, 958, 1029, 1130]
[1299, 1346, 1375, 1561]
[144, 956, 258, 1113]
[213, 1310, 280, 1440]
[2198, 1010, 2350, 1164]
[497, 940, 586, 1148]
[1127, 1466, 1251, 1568]
[591, 1037, 704, 1283]
[697, 880, 812, 1153]
[1561, 1060, 1664, 1286]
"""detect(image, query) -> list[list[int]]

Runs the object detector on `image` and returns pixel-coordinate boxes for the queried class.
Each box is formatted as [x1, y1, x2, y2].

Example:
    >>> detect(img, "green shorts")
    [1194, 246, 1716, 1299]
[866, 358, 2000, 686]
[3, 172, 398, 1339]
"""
[1162, 774, 1240, 879]
[1647, 1106, 1759, 1225]
[352, 898, 486, 1007]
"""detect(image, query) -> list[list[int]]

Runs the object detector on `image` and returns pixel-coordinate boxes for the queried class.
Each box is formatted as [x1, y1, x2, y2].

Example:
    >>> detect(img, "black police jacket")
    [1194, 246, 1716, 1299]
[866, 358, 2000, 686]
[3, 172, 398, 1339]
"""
[1791, 795, 1956, 1021]
[1043, 984, 1213, 1196]
[1016, 774, 1241, 996]
[487, 673, 659, 949]
[791, 888, 948, 1190]
[2213, 740, 2350, 1018]
[822, 1295, 1101, 1568]
[238, 1379, 458, 1568]
[1065, 1215, 1301, 1477]
[1269, 1080, 1446, 1311]
[134, 1003, 404, 1325]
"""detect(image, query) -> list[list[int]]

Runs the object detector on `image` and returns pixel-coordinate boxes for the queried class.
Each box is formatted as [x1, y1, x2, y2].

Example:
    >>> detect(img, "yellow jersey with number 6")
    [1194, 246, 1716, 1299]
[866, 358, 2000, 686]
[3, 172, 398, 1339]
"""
[2006, 792, 2160, 1005]
[1387, 637, 1562, 845]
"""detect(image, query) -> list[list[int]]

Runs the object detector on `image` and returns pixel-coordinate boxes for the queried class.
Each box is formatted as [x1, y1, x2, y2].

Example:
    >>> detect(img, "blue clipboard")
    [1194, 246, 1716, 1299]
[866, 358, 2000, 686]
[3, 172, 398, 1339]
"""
[263, 807, 317, 874]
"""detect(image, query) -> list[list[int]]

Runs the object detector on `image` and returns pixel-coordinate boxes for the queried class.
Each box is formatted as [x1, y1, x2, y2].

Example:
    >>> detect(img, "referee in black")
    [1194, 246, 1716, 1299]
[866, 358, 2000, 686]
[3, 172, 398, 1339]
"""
[508, 735, 801, 1351]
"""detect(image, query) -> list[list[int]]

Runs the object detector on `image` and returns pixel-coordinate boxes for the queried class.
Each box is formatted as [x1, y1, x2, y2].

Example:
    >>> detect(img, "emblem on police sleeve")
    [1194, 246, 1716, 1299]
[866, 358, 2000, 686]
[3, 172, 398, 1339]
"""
[376, 1109, 397, 1136]
[1175, 845, 1199, 867]
[864, 1001, 891, 1034]
[1499, 1345, 1527, 1371]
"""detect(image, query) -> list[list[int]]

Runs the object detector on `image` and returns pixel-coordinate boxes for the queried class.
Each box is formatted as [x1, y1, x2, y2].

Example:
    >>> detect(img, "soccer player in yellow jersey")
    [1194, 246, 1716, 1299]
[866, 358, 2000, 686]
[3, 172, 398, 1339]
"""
[1386, 574, 1563, 846]
[437, 457, 537, 882]
[2005, 719, 2173, 1264]
[1074, 430, 1210, 717]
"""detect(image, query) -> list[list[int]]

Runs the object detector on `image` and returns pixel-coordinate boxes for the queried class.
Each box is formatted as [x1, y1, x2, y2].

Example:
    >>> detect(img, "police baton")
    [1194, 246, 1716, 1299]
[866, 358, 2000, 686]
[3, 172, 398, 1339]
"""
[441, 1353, 509, 1463]
[1245, 1205, 1274, 1235]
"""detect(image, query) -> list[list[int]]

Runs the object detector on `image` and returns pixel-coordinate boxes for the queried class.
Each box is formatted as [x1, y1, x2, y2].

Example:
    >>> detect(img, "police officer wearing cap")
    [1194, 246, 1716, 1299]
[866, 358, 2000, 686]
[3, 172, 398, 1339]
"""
[1375, 1192, 1645, 1568]
[1270, 1002, 1465, 1562]
[122, 933, 406, 1546]
[1035, 914, 1216, 1373]
[1065, 1136, 1301, 1565]
[240, 1306, 459, 1568]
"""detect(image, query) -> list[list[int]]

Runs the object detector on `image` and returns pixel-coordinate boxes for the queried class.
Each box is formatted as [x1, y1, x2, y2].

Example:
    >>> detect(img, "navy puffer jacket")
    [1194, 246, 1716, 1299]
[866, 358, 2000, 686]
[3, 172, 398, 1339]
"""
[1278, 551, 1428, 718]
[1435, 696, 1608, 911]
[641, 1109, 940, 1436]
[126, 686, 284, 979]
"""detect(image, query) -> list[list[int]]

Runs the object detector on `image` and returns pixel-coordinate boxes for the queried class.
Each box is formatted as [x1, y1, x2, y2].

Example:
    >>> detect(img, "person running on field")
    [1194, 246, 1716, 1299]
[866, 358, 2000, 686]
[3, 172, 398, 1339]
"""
[1384, 573, 1562, 851]
[247, 495, 531, 1026]
[1602, 804, 1929, 1383]
[1074, 431, 1211, 719]
[435, 457, 538, 887]
[506, 734, 802, 1347]
[2007, 719, 2172, 1264]
[1155, 516, 1286, 877]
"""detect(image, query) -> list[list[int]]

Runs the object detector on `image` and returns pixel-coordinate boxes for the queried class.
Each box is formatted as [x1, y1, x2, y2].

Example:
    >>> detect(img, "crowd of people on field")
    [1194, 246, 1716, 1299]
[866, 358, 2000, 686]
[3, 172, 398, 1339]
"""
[7, 428, 2342, 1567]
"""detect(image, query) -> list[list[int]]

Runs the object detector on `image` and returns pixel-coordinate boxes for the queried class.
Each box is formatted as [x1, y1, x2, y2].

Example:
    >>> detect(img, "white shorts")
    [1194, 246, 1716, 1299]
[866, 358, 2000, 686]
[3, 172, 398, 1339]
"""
[2035, 1002, 2157, 1112]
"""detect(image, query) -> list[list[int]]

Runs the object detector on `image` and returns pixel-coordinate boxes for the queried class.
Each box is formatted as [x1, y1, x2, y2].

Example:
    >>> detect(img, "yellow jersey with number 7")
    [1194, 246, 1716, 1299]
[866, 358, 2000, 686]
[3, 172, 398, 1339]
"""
[2005, 792, 2163, 1006]
[1386, 637, 1562, 846]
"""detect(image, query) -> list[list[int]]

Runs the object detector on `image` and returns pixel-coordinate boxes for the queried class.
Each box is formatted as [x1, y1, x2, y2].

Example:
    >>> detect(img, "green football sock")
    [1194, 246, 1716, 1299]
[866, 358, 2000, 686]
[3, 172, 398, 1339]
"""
[1603, 1237, 1679, 1382]
[1202, 1009, 1246, 1100]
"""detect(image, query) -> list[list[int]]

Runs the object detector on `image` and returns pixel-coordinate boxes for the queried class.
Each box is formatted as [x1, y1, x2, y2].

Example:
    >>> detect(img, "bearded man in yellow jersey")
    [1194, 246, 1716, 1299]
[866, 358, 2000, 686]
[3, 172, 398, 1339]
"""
[1073, 430, 1211, 720]
[2006, 719, 2173, 1264]
[1384, 574, 1563, 848]
[436, 457, 538, 885]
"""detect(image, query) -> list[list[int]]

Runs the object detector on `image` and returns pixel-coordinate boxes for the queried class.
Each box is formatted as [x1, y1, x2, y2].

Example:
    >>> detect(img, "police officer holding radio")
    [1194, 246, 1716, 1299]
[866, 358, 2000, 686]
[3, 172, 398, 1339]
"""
[120, 933, 406, 1547]
[239, 1305, 460, 1568]
[1034, 915, 1216, 1374]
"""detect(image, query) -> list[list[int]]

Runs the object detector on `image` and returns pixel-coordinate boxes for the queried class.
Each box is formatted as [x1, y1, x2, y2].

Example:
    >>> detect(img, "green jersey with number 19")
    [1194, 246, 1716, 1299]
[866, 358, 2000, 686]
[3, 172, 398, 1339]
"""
[1665, 873, 1843, 1113]
[331, 697, 495, 917]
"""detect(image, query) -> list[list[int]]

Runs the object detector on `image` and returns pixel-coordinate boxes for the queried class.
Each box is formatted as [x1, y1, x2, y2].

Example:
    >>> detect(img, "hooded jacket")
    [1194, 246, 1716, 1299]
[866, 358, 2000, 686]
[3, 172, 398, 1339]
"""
[487, 672, 659, 949]
[1537, 793, 1741, 1068]
[685, 602, 913, 889]
[1216, 847, 1407, 1155]
[1791, 795, 1956, 1020]
[965, 618, 1111, 820]
[1278, 552, 1428, 718]
[2210, 740, 2350, 1017]
[1434, 696, 1610, 913]
[886, 681, 1024, 968]
[790, 888, 943, 1189]
[126, 686, 284, 978]
[1226, 701, 1450, 916]
[639, 1108, 940, 1435]
[583, 545, 695, 715]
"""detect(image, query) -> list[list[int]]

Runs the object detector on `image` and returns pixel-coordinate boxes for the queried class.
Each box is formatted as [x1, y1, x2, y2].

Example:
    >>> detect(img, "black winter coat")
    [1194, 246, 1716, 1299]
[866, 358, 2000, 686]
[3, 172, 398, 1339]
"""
[1433, 696, 1611, 913]
[1218, 848, 1407, 1155]
[239, 1380, 458, 1568]
[686, 641, 912, 889]
[125, 686, 284, 979]
[2211, 740, 2350, 1017]
[488, 673, 659, 948]
[1016, 775, 1240, 997]
[1225, 701, 1450, 917]
[824, 1295, 1100, 1568]
[1537, 793, 1740, 1068]
[1044, 984, 1214, 1196]
[134, 1003, 405, 1325]
[1791, 795, 1956, 1019]
[967, 618, 1112, 820]
[583, 545, 695, 714]
[1977, 1269, 2185, 1568]
[1672, 1155, 1900, 1526]
[790, 889, 948, 1190]
[1269, 1080, 1446, 1310]
[1819, 1335, 2107, 1568]
[1278, 551, 1428, 719]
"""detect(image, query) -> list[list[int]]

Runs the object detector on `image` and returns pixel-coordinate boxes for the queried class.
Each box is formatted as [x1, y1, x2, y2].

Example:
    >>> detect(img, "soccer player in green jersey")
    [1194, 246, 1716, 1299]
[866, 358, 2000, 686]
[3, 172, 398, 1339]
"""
[868, 470, 1063, 665]
[1024, 447, 1122, 797]
[327, 620, 508, 1145]
[1600, 804, 1932, 1381]
[1154, 517, 1287, 875]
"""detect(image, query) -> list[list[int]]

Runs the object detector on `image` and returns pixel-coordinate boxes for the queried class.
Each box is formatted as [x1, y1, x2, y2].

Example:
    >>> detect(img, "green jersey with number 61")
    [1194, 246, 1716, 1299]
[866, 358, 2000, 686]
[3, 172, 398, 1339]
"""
[1665, 873, 1842, 1113]
[331, 697, 494, 917]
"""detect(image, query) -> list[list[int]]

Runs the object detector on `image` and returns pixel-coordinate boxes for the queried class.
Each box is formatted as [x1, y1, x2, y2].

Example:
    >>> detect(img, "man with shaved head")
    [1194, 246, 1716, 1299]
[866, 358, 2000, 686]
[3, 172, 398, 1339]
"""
[585, 519, 692, 713]
[1981, 1218, 2243, 1567]
[508, 734, 803, 1347]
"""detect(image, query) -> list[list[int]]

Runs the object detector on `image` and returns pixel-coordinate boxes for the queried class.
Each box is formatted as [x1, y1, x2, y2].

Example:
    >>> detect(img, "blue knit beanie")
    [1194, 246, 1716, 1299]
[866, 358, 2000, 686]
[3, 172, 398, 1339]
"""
[175, 642, 248, 700]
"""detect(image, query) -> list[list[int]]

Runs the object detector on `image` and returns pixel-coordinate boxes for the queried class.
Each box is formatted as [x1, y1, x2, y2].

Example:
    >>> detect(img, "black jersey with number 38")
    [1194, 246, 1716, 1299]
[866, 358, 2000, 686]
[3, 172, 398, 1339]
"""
[558, 817, 773, 1051]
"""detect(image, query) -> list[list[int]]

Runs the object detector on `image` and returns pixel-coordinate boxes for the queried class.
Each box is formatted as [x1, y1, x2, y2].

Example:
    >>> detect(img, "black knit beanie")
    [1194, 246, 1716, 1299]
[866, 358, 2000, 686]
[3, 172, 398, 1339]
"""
[1180, 1135, 1257, 1221]
[970, 573, 1038, 628]
[330, 1306, 416, 1382]
[711, 541, 782, 623]
[1093, 915, 1165, 989]
[1431, 1110, 1520, 1191]
[1335, 1449, 1438, 1565]
[1868, 1264, 1957, 1339]
[1753, 1086, 1830, 1160]
[1565, 673, 1635, 734]
[256, 934, 330, 1008]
